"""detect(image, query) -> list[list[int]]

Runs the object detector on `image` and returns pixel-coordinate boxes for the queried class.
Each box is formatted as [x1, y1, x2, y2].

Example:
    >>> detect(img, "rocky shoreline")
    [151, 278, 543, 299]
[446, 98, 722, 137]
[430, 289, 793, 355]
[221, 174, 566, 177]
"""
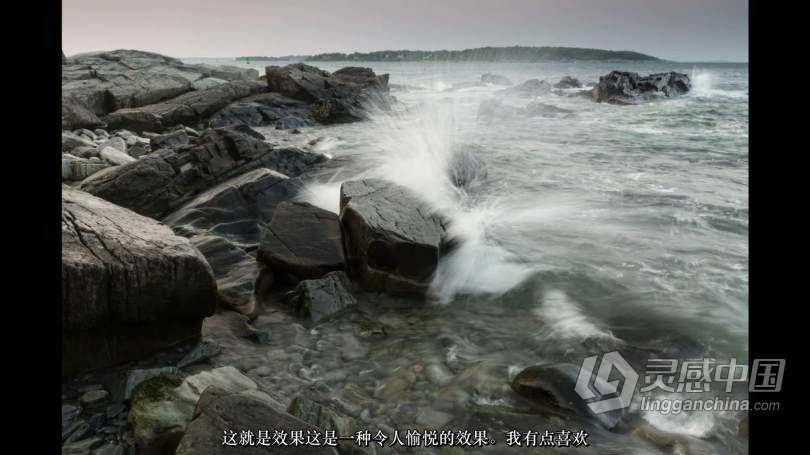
[62, 50, 697, 455]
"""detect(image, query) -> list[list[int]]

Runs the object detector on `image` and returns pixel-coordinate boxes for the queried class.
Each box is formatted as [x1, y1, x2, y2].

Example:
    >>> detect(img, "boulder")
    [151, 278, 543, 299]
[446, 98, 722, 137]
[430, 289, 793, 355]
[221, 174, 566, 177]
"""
[150, 129, 189, 149]
[208, 92, 315, 129]
[99, 146, 135, 165]
[591, 71, 691, 105]
[104, 80, 266, 133]
[174, 387, 337, 455]
[339, 179, 446, 296]
[511, 364, 625, 430]
[285, 271, 357, 323]
[62, 131, 97, 153]
[190, 235, 266, 315]
[553, 76, 582, 89]
[62, 186, 217, 376]
[497, 79, 552, 97]
[258, 201, 346, 282]
[62, 94, 103, 130]
[79, 125, 326, 220]
[99, 136, 127, 153]
[62, 154, 110, 182]
[481, 73, 512, 86]
[163, 167, 305, 248]
[265, 64, 391, 123]
[129, 367, 271, 455]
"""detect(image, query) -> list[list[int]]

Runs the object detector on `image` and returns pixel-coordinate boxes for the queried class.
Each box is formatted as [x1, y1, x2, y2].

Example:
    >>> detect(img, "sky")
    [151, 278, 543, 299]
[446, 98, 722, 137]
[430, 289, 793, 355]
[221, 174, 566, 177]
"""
[62, 0, 748, 62]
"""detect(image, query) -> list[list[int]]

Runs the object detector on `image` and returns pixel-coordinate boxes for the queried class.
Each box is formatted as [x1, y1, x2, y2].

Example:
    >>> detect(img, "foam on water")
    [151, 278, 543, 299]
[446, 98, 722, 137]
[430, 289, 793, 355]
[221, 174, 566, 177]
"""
[533, 289, 615, 341]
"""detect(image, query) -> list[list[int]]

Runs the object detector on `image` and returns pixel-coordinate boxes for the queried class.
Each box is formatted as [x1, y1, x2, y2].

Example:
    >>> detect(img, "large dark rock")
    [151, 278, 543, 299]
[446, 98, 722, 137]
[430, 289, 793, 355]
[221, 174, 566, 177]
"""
[190, 235, 268, 316]
[174, 387, 338, 455]
[265, 64, 391, 124]
[285, 271, 357, 323]
[164, 167, 303, 248]
[258, 201, 346, 282]
[78, 125, 326, 220]
[62, 186, 217, 377]
[497, 79, 552, 97]
[208, 92, 315, 129]
[104, 80, 266, 133]
[169, 176, 283, 240]
[339, 179, 446, 296]
[591, 71, 691, 104]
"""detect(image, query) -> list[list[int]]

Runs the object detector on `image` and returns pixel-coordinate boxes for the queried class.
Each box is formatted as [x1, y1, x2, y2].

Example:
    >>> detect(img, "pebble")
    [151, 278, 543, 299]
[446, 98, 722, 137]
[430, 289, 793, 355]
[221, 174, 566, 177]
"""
[64, 421, 91, 443]
[80, 389, 109, 405]
[62, 436, 103, 454]
[95, 443, 124, 455]
[106, 403, 126, 419]
[78, 384, 103, 394]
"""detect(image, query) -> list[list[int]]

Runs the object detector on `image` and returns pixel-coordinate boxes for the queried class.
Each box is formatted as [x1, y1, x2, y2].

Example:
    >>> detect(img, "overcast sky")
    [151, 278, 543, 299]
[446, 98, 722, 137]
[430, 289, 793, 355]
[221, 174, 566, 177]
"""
[62, 0, 748, 62]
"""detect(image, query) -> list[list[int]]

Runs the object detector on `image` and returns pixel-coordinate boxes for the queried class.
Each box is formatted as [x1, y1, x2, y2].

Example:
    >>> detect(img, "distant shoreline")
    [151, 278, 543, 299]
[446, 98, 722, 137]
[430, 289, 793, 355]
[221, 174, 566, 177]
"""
[235, 46, 659, 63]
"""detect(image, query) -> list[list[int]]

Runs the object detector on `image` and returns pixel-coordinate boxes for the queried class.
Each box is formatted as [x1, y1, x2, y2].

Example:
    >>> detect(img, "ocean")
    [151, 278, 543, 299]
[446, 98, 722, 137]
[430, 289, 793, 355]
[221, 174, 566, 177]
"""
[186, 58, 749, 453]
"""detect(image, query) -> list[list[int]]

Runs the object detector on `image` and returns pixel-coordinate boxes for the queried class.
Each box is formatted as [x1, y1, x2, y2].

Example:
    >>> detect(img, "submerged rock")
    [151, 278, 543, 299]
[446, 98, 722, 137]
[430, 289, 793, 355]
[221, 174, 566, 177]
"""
[477, 98, 572, 123]
[175, 387, 336, 454]
[285, 271, 357, 323]
[553, 76, 583, 89]
[498, 79, 552, 97]
[511, 363, 626, 430]
[339, 179, 446, 296]
[129, 366, 267, 455]
[481, 73, 513, 86]
[523, 101, 574, 117]
[62, 186, 217, 376]
[591, 71, 691, 104]
[258, 201, 346, 282]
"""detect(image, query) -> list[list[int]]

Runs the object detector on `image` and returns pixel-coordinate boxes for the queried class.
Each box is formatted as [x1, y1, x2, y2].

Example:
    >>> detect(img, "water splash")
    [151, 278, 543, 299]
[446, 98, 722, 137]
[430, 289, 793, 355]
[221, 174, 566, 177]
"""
[690, 67, 715, 97]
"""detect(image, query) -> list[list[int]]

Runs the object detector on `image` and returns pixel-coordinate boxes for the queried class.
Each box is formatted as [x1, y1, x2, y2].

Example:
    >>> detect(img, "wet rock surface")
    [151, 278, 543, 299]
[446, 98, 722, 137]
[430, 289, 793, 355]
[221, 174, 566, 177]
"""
[62, 186, 217, 376]
[285, 271, 357, 323]
[191, 235, 265, 315]
[339, 179, 446, 296]
[259, 201, 347, 282]
[265, 64, 392, 124]
[163, 167, 303, 248]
